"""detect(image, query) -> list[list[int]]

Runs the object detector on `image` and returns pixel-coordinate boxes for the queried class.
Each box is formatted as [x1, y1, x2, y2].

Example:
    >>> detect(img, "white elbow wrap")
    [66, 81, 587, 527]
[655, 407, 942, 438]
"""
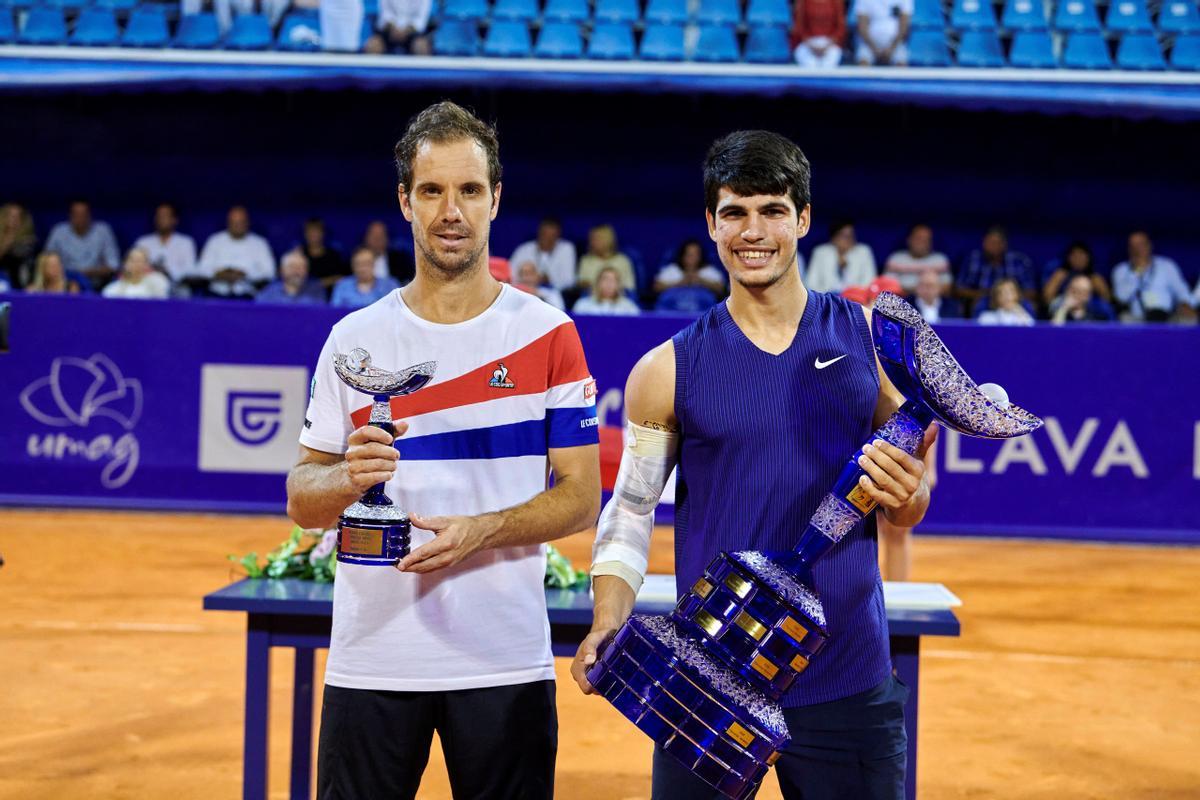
[591, 422, 679, 593]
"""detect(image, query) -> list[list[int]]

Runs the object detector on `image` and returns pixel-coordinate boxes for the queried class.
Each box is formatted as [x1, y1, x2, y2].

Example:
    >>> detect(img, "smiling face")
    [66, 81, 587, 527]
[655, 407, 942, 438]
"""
[398, 138, 500, 279]
[707, 187, 809, 291]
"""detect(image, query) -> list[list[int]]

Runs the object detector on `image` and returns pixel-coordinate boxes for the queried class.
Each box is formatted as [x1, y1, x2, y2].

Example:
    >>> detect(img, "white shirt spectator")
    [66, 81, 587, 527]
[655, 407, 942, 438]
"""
[654, 263, 727, 289]
[884, 249, 950, 292]
[572, 294, 641, 316]
[805, 242, 877, 293]
[101, 271, 170, 300]
[856, 0, 913, 64]
[197, 231, 276, 282]
[133, 233, 197, 282]
[978, 307, 1034, 326]
[509, 240, 577, 291]
[378, 0, 432, 32]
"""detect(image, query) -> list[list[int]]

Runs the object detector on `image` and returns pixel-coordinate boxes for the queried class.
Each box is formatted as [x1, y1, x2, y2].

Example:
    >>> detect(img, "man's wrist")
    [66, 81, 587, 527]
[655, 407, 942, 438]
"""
[472, 510, 505, 549]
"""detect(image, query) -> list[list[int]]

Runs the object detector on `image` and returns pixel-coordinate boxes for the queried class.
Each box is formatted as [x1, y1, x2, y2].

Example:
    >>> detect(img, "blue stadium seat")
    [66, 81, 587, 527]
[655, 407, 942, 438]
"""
[644, 0, 687, 25]
[1158, 0, 1200, 33]
[1053, 0, 1101, 31]
[1061, 29, 1112, 66]
[1001, 0, 1047, 31]
[122, 5, 170, 46]
[910, 0, 946, 29]
[744, 24, 790, 62]
[746, 0, 790, 27]
[441, 0, 488, 21]
[1107, 0, 1153, 32]
[45, 0, 91, 11]
[693, 23, 739, 61]
[588, 21, 635, 58]
[534, 21, 583, 56]
[277, 12, 322, 50]
[71, 7, 120, 44]
[1170, 32, 1200, 67]
[225, 12, 271, 49]
[1115, 30, 1166, 67]
[491, 0, 538, 22]
[95, 0, 139, 12]
[697, 0, 740, 26]
[542, 0, 588, 22]
[957, 28, 1004, 65]
[483, 19, 531, 55]
[363, 0, 379, 15]
[1009, 29, 1056, 66]
[0, 10, 13, 42]
[432, 18, 479, 54]
[639, 21, 685, 58]
[951, 0, 997, 29]
[18, 7, 67, 44]
[908, 28, 952, 65]
[594, 0, 640, 23]
[174, 12, 220, 47]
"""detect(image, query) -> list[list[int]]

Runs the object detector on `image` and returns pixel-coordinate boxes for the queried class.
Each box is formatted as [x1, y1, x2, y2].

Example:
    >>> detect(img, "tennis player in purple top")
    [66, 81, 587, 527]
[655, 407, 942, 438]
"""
[572, 130, 938, 799]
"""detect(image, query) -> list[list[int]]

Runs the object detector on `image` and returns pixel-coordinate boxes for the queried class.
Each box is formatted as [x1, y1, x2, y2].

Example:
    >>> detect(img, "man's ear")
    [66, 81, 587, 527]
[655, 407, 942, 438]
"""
[490, 182, 502, 222]
[705, 209, 717, 242]
[398, 185, 413, 222]
[796, 204, 812, 239]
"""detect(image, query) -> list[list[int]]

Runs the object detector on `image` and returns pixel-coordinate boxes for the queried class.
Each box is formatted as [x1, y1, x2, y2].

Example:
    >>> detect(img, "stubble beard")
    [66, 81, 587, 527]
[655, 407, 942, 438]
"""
[416, 232, 488, 280]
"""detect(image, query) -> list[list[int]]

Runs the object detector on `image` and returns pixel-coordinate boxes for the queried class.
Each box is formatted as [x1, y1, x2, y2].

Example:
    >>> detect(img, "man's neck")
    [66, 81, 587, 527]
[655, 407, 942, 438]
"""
[402, 256, 501, 324]
[725, 266, 808, 356]
[156, 230, 173, 241]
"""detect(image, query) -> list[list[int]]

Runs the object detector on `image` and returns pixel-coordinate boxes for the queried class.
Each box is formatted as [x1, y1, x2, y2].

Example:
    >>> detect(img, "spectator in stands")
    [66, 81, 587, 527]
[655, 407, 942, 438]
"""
[101, 248, 171, 300]
[1041, 241, 1111, 306]
[855, 0, 912, 66]
[513, 260, 566, 310]
[26, 252, 83, 295]
[883, 223, 951, 294]
[332, 246, 401, 308]
[321, 0, 364, 50]
[576, 266, 642, 315]
[1111, 230, 1196, 323]
[197, 205, 276, 298]
[577, 224, 636, 292]
[0, 203, 37, 289]
[792, 0, 848, 68]
[300, 217, 347, 291]
[908, 269, 960, 323]
[362, 220, 415, 286]
[181, 0, 289, 35]
[133, 203, 197, 283]
[805, 220, 877, 293]
[257, 249, 328, 305]
[44, 200, 120, 288]
[977, 278, 1034, 326]
[956, 225, 1038, 311]
[1049, 273, 1114, 324]
[509, 217, 577, 291]
[364, 0, 433, 54]
[653, 239, 726, 299]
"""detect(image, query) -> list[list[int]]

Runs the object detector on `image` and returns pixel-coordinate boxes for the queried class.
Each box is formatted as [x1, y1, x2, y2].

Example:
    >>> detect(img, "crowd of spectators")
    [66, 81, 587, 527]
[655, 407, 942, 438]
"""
[2, 199, 1197, 326]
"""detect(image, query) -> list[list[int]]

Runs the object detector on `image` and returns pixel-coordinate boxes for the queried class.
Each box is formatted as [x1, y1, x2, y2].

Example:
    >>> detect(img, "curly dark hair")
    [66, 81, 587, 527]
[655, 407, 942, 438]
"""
[393, 101, 502, 194]
[703, 130, 811, 218]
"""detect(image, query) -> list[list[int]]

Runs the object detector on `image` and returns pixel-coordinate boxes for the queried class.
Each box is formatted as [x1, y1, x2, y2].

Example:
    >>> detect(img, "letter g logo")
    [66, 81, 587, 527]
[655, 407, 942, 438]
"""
[226, 391, 283, 446]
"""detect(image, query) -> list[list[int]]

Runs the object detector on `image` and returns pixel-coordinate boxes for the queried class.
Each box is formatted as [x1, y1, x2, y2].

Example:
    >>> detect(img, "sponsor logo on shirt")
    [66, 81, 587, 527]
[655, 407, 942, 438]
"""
[488, 362, 516, 389]
[580, 416, 599, 429]
[583, 379, 597, 401]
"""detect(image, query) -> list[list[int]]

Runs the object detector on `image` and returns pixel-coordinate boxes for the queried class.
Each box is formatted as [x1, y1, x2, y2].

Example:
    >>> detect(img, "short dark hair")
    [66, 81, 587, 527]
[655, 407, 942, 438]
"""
[828, 219, 854, 239]
[304, 217, 325, 229]
[703, 130, 811, 218]
[394, 101, 502, 194]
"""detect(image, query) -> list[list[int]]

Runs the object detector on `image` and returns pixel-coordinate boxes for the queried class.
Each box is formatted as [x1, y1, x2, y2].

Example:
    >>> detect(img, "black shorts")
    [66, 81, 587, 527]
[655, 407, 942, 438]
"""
[317, 680, 557, 800]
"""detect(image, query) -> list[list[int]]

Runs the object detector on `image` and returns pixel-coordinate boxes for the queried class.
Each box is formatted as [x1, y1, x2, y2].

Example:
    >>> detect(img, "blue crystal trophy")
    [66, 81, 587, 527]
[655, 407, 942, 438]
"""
[587, 292, 1044, 799]
[332, 348, 436, 566]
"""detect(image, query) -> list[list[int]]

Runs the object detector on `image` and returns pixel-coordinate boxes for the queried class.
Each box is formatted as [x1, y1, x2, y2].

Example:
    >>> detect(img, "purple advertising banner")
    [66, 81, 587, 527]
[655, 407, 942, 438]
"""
[1, 293, 1195, 543]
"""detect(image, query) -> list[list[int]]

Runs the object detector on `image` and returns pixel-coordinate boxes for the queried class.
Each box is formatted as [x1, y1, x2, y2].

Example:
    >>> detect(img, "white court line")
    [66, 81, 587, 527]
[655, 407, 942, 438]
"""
[925, 648, 1200, 669]
[14, 620, 207, 633]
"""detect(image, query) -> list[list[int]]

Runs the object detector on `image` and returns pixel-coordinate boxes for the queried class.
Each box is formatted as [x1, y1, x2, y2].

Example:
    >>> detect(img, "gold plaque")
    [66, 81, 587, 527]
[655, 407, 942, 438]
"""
[341, 527, 384, 556]
[734, 611, 767, 641]
[790, 654, 810, 673]
[724, 572, 751, 598]
[726, 722, 756, 749]
[694, 610, 722, 637]
[750, 654, 779, 680]
[846, 483, 877, 514]
[693, 578, 714, 599]
[779, 616, 808, 644]
[766, 751, 781, 766]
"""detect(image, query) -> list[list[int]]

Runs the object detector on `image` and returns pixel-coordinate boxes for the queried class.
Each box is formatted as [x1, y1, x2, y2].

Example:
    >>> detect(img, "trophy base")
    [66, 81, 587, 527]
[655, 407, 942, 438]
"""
[336, 502, 411, 566]
[587, 614, 789, 800]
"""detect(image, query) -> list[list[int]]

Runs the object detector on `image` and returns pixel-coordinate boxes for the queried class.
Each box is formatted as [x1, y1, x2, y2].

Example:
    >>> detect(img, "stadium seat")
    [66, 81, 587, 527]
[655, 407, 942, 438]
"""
[18, 7, 67, 44]
[1106, 0, 1153, 33]
[1170, 32, 1200, 67]
[94, 0, 140, 12]
[908, 28, 952, 65]
[432, 18, 479, 54]
[1001, 0, 1047, 31]
[697, 0, 740, 26]
[45, 0, 91, 11]
[71, 7, 120, 45]
[957, 28, 1005, 65]
[1009, 29, 1057, 66]
[483, 19, 531, 55]
[0, 10, 13, 43]
[441, 0, 489, 21]
[277, 12, 322, 50]
[174, 12, 220, 47]
[746, 0, 790, 27]
[491, 0, 538, 22]
[534, 21, 583, 56]
[1053, 0, 1101, 31]
[639, 21, 685, 58]
[910, 0, 946, 29]
[542, 0, 588, 22]
[744, 24, 791, 62]
[693, 23, 739, 61]
[594, 0, 640, 24]
[951, 0, 997, 29]
[1158, 0, 1200, 33]
[225, 12, 271, 49]
[363, 0, 379, 14]
[1115, 30, 1166, 67]
[122, 5, 170, 46]
[1061, 29, 1112, 66]
[644, 0, 688, 25]
[588, 21, 635, 58]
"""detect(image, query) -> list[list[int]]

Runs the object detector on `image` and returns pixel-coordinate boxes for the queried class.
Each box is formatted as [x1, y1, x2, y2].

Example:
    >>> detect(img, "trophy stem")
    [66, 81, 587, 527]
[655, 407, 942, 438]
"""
[361, 394, 395, 507]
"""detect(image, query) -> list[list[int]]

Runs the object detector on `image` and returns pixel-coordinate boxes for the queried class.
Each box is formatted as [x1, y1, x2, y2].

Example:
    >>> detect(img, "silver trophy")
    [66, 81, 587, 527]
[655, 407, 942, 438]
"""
[332, 348, 436, 566]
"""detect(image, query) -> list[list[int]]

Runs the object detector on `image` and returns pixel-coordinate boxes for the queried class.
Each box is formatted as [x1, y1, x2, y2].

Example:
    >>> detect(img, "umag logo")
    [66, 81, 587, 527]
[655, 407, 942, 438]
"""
[227, 391, 284, 445]
[19, 353, 142, 489]
[199, 364, 308, 474]
[489, 362, 516, 389]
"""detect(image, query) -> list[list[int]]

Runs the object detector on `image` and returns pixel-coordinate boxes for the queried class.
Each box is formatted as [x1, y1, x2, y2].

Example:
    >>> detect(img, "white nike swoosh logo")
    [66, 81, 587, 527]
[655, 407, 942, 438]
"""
[814, 355, 848, 369]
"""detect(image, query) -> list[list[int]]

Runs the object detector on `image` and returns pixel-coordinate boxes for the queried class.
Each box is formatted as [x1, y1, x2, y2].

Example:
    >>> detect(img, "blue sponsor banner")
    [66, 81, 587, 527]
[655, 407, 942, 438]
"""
[1, 293, 1196, 542]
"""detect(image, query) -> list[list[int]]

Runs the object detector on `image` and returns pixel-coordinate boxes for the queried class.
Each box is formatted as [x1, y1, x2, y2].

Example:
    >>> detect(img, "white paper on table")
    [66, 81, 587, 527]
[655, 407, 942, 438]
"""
[635, 573, 679, 604]
[882, 582, 962, 610]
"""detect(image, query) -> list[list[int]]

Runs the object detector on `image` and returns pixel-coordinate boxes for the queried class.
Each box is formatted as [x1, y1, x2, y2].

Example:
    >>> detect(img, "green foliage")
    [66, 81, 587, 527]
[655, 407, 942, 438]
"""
[228, 526, 336, 583]
[544, 544, 589, 590]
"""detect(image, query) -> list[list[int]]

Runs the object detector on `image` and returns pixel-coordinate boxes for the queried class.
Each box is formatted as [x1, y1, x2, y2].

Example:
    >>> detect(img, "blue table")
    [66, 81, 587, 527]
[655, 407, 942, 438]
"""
[204, 579, 960, 800]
